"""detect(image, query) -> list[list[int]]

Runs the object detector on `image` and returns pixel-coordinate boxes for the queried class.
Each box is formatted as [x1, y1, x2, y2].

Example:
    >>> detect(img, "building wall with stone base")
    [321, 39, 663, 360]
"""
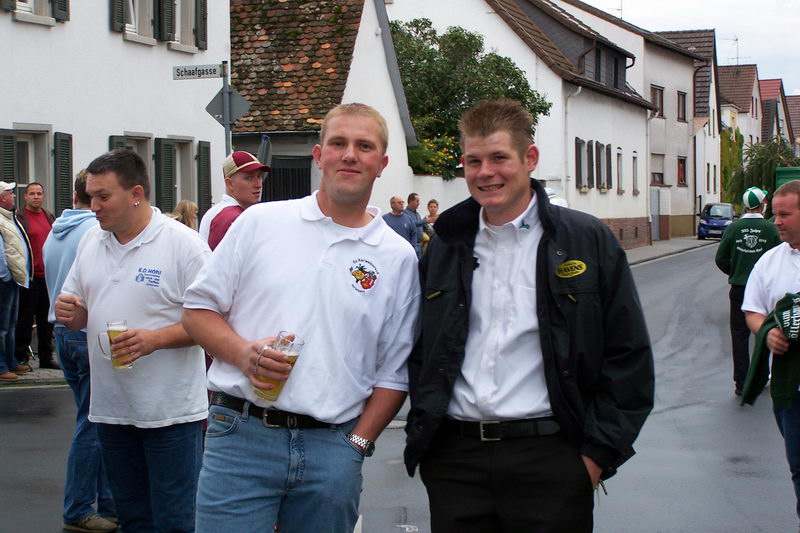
[601, 217, 651, 249]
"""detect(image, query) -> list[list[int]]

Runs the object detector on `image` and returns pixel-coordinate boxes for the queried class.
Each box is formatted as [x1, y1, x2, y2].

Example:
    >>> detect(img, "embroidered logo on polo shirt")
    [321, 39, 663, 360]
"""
[349, 259, 379, 292]
[555, 260, 586, 279]
[135, 267, 162, 288]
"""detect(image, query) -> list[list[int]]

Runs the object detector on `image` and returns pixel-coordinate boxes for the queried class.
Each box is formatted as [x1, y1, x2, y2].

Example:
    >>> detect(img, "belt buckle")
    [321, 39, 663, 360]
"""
[479, 420, 501, 442]
[286, 414, 297, 428]
[262, 410, 281, 428]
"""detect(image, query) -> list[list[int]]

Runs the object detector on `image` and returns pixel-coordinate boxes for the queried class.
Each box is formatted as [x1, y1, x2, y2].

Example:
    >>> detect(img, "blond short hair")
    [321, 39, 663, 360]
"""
[320, 103, 389, 153]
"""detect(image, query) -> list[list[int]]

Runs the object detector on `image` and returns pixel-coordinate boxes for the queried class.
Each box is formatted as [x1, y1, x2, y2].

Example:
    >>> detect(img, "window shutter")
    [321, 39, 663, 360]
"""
[574, 138, 583, 189]
[109, 136, 127, 150]
[110, 0, 124, 32]
[155, 0, 175, 41]
[195, 0, 207, 50]
[53, 132, 73, 216]
[605, 144, 612, 190]
[586, 141, 594, 189]
[196, 141, 211, 218]
[0, 132, 16, 182]
[1, 0, 15, 12]
[154, 138, 177, 213]
[52, 0, 69, 21]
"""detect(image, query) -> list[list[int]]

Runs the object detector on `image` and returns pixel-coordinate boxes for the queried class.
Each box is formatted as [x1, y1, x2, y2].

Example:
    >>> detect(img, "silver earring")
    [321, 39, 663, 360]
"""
[134, 201, 141, 207]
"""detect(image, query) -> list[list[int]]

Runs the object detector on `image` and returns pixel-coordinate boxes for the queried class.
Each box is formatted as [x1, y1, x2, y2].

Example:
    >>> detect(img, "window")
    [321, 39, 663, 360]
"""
[706, 163, 710, 192]
[586, 141, 595, 188]
[5, 0, 68, 24]
[754, 98, 758, 118]
[749, 135, 753, 146]
[173, 0, 195, 47]
[606, 144, 612, 190]
[650, 154, 664, 185]
[111, 0, 207, 49]
[677, 92, 687, 122]
[596, 142, 605, 189]
[0, 129, 72, 214]
[575, 138, 586, 189]
[677, 157, 687, 186]
[616, 148, 624, 194]
[713, 165, 717, 194]
[632, 152, 639, 194]
[651, 86, 664, 118]
[154, 138, 199, 212]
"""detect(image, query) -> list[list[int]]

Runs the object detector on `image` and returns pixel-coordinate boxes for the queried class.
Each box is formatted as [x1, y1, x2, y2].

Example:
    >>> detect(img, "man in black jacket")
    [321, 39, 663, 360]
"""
[404, 99, 654, 532]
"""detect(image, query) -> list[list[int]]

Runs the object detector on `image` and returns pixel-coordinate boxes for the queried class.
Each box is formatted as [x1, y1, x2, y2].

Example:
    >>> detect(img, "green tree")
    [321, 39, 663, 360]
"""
[728, 136, 800, 213]
[390, 18, 552, 179]
[720, 127, 743, 204]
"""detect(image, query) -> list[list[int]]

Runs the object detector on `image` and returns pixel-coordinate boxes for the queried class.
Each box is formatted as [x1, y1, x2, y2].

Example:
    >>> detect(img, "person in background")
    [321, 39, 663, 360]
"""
[382, 196, 416, 249]
[422, 199, 439, 254]
[44, 170, 116, 533]
[15, 181, 57, 370]
[715, 186, 780, 395]
[404, 193, 425, 258]
[0, 181, 31, 382]
[171, 200, 199, 231]
[198, 151, 268, 243]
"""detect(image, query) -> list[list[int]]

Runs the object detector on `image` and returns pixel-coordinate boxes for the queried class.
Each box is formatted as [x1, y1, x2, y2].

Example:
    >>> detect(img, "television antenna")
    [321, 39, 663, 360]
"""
[723, 35, 750, 65]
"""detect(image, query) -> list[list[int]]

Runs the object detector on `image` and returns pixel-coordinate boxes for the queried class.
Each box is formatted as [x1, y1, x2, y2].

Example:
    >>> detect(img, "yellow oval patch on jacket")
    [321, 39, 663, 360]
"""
[556, 260, 586, 278]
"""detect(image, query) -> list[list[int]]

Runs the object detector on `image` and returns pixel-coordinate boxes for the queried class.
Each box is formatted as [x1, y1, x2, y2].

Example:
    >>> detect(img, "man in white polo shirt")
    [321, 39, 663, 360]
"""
[183, 103, 420, 533]
[197, 150, 268, 242]
[742, 180, 800, 530]
[55, 149, 210, 533]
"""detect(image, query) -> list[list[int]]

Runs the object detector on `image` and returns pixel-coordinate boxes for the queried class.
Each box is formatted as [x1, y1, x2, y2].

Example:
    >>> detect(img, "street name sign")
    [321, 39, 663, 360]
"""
[173, 64, 223, 80]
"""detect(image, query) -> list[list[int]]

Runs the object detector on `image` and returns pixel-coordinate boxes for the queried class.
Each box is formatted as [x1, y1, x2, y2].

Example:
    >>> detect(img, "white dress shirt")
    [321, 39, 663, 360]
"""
[448, 193, 552, 421]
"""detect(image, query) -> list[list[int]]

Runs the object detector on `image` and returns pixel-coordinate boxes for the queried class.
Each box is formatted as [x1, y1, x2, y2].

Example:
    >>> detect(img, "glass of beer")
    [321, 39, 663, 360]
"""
[253, 331, 305, 402]
[97, 320, 134, 370]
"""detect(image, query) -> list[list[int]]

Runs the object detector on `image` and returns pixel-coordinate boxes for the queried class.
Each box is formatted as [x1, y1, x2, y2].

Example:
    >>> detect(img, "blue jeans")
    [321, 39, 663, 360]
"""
[0, 279, 19, 374]
[196, 403, 364, 533]
[775, 398, 800, 520]
[55, 327, 116, 523]
[97, 421, 203, 533]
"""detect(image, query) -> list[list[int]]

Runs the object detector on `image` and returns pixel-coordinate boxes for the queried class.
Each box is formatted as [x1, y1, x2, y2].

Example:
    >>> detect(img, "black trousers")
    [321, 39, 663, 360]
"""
[15, 276, 54, 364]
[729, 285, 750, 387]
[420, 428, 593, 533]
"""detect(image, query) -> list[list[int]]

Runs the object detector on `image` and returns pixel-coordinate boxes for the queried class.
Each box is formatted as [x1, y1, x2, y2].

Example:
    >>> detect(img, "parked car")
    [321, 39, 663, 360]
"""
[697, 203, 736, 239]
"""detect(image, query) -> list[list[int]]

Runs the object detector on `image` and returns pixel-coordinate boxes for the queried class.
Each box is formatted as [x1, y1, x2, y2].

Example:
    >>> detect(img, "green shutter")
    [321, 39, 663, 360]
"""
[1, 0, 15, 11]
[52, 0, 69, 21]
[0, 132, 16, 182]
[195, 0, 207, 50]
[155, 0, 175, 41]
[109, 135, 127, 151]
[196, 141, 211, 218]
[53, 132, 73, 216]
[605, 145, 612, 190]
[110, 0, 124, 32]
[154, 138, 177, 212]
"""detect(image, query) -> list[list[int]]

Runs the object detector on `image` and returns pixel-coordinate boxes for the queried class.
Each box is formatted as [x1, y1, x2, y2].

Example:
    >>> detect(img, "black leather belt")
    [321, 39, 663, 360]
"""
[210, 392, 330, 429]
[442, 416, 560, 441]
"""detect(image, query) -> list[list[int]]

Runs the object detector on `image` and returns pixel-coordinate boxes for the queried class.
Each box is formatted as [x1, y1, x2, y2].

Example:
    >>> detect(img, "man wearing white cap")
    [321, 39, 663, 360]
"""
[715, 186, 780, 395]
[0, 181, 31, 382]
[198, 151, 269, 244]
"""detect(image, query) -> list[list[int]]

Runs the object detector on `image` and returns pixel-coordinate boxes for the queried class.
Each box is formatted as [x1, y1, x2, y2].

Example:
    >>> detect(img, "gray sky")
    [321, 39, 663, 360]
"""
[578, 0, 799, 96]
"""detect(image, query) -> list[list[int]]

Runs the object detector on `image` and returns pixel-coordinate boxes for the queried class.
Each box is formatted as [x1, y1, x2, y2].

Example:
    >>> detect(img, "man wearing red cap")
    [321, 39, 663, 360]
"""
[199, 151, 268, 249]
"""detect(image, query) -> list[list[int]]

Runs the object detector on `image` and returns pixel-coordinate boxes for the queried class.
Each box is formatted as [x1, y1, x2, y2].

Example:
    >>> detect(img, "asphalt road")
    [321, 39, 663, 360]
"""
[1, 244, 797, 532]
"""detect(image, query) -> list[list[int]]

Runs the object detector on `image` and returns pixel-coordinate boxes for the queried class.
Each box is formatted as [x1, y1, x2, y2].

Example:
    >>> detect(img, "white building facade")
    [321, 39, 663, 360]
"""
[0, 0, 230, 217]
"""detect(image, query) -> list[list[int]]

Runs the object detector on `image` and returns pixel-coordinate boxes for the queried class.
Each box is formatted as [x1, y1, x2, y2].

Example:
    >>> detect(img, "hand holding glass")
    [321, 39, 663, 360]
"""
[97, 320, 134, 370]
[253, 331, 305, 402]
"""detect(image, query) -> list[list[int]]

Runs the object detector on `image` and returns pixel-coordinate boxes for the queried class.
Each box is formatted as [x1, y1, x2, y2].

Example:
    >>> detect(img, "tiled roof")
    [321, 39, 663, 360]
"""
[787, 95, 800, 140]
[655, 30, 716, 118]
[555, 0, 704, 60]
[759, 78, 783, 101]
[230, 0, 364, 133]
[717, 64, 758, 113]
[485, 0, 654, 110]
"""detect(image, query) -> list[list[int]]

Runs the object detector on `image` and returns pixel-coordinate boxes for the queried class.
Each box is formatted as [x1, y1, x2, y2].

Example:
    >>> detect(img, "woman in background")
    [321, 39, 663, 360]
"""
[170, 200, 199, 230]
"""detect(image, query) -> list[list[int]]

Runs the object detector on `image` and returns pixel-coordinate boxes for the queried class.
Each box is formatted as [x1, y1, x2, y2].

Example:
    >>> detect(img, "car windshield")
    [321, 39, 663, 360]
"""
[707, 205, 734, 218]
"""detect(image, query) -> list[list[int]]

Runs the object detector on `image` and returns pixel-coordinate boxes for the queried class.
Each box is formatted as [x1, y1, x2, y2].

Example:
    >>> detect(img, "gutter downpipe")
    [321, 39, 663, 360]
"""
[646, 109, 658, 243]
[564, 85, 582, 206]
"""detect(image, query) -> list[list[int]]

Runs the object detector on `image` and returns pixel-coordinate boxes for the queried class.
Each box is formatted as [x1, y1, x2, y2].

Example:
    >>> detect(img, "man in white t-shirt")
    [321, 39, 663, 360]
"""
[742, 180, 800, 529]
[55, 149, 210, 533]
[197, 150, 268, 242]
[183, 103, 420, 533]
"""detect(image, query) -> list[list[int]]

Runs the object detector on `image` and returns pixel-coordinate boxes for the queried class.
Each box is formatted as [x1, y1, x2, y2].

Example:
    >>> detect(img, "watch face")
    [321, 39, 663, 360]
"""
[362, 442, 375, 457]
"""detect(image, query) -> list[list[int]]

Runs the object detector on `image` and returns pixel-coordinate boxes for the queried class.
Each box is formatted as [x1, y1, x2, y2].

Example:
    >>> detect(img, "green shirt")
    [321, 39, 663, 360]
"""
[715, 215, 781, 286]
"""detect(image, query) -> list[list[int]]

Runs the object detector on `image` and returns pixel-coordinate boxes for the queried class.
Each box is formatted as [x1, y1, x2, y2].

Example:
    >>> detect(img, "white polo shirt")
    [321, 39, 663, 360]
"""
[743, 242, 800, 316]
[184, 192, 420, 423]
[198, 193, 237, 242]
[448, 193, 552, 421]
[62, 209, 211, 428]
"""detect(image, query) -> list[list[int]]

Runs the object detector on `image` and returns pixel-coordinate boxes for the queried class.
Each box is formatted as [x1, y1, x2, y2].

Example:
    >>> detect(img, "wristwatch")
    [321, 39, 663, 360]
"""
[347, 433, 375, 457]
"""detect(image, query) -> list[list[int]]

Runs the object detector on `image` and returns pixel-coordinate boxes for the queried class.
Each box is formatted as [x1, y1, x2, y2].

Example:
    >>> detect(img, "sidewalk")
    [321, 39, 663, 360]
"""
[1, 237, 717, 388]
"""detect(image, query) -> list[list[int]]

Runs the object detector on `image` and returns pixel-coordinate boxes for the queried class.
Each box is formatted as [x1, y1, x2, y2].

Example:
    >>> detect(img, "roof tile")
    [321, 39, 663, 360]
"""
[717, 64, 758, 113]
[654, 30, 716, 118]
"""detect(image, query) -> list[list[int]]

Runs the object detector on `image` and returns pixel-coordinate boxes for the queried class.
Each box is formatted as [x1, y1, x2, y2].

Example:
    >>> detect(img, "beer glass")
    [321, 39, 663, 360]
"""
[97, 320, 134, 370]
[253, 331, 305, 402]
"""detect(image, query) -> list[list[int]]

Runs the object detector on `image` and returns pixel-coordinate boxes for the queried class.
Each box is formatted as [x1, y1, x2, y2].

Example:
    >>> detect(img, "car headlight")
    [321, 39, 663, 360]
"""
[724, 220, 733, 225]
